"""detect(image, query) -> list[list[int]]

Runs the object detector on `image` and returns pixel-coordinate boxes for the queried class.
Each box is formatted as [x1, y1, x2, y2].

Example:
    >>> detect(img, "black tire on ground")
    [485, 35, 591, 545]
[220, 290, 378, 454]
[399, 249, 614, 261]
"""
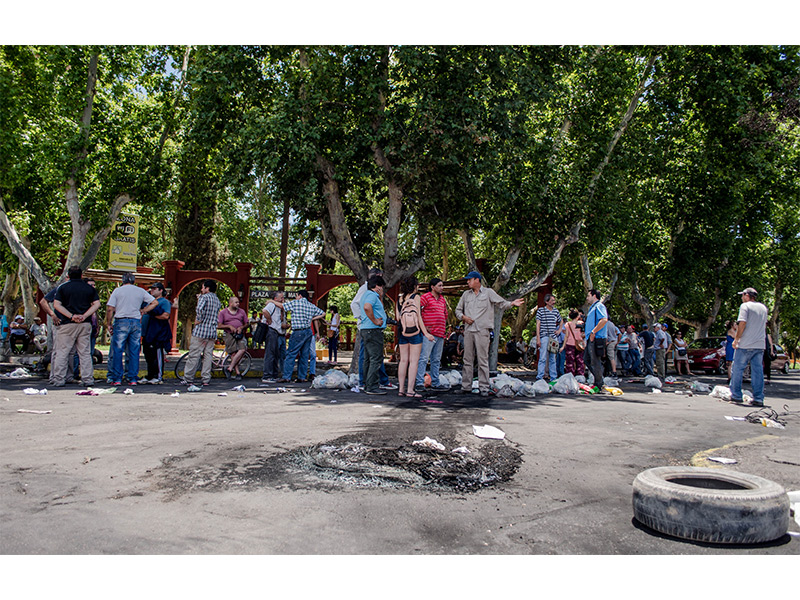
[632, 466, 789, 544]
[222, 352, 251, 377]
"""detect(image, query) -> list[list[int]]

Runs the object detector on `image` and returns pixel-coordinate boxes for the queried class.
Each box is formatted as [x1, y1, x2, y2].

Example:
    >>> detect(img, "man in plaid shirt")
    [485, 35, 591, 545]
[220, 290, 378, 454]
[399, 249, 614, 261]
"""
[279, 290, 325, 382]
[183, 279, 222, 387]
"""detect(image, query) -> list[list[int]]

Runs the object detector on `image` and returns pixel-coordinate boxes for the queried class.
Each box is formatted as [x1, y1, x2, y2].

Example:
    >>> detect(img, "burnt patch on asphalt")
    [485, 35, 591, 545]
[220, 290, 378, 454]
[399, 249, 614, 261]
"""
[150, 434, 522, 498]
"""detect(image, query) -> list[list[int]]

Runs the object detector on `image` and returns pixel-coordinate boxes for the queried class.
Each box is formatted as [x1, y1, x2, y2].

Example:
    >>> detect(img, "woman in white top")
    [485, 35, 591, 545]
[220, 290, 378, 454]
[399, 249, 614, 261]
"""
[673, 331, 692, 376]
[327, 306, 341, 364]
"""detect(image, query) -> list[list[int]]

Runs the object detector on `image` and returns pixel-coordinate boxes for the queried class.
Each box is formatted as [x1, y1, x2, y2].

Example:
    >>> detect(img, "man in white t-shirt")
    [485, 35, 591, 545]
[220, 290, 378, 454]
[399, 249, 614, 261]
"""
[729, 287, 769, 406]
[105, 273, 158, 385]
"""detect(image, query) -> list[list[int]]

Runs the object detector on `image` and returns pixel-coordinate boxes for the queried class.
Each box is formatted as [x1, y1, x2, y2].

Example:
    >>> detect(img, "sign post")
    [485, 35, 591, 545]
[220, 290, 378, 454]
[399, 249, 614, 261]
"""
[108, 213, 139, 271]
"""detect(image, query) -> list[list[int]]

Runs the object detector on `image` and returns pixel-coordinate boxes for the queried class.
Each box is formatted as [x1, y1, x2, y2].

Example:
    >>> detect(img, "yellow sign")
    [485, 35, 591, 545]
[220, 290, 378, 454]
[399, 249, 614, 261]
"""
[108, 213, 140, 271]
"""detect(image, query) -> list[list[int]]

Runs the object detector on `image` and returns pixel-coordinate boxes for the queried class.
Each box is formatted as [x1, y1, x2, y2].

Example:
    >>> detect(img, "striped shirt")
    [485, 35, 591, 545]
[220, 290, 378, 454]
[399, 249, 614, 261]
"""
[535, 306, 562, 337]
[419, 292, 448, 338]
[283, 297, 324, 330]
[193, 292, 222, 339]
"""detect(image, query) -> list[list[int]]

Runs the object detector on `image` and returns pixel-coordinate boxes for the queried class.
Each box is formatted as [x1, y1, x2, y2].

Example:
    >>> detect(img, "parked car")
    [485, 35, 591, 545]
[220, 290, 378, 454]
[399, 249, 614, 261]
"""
[769, 344, 789, 374]
[688, 336, 727, 374]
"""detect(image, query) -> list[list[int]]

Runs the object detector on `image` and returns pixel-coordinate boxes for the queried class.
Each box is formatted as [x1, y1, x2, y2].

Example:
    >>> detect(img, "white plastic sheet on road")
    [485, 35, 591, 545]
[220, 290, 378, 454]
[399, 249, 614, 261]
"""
[472, 424, 506, 440]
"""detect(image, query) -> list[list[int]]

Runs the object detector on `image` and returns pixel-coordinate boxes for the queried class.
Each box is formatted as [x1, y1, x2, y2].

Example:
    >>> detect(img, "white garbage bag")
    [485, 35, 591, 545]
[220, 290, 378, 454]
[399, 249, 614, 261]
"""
[496, 385, 515, 397]
[575, 375, 587, 384]
[644, 375, 662, 389]
[553, 372, 580, 394]
[311, 375, 328, 388]
[532, 379, 551, 395]
[446, 370, 462, 387]
[438, 374, 451, 388]
[519, 383, 536, 397]
[586, 372, 595, 386]
[348, 373, 360, 388]
[691, 381, 711, 393]
[490, 374, 524, 394]
[324, 369, 350, 389]
[603, 376, 620, 388]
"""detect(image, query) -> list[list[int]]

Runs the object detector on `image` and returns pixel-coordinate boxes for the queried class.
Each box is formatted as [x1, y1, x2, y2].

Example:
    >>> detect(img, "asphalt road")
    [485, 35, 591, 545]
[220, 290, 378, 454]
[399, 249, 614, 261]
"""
[1, 367, 798, 556]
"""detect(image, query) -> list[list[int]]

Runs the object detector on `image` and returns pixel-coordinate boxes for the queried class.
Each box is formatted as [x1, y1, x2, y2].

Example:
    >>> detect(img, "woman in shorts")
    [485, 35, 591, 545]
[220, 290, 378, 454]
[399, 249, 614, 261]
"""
[725, 320, 737, 382]
[396, 277, 434, 398]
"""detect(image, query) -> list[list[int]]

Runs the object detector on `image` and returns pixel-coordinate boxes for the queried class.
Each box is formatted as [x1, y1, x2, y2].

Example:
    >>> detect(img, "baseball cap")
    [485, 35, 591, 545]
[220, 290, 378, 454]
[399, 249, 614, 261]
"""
[14, 315, 24, 321]
[738, 287, 758, 296]
[465, 271, 482, 280]
[149, 282, 165, 291]
[641, 324, 648, 329]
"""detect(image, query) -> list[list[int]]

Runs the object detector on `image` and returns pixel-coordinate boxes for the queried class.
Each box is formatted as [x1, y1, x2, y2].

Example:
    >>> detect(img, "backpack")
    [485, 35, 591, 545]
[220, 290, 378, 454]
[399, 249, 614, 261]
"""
[400, 294, 420, 336]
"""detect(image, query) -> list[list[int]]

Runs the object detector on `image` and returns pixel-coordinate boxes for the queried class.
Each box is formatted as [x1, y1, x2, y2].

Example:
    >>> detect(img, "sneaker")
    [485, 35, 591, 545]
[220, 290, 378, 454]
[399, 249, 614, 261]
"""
[745, 399, 764, 407]
[202, 382, 210, 386]
[365, 389, 387, 395]
[431, 383, 450, 390]
[150, 379, 163, 385]
[380, 383, 398, 390]
[109, 381, 122, 386]
[232, 374, 242, 381]
[276, 378, 290, 383]
[129, 381, 138, 386]
[261, 378, 277, 384]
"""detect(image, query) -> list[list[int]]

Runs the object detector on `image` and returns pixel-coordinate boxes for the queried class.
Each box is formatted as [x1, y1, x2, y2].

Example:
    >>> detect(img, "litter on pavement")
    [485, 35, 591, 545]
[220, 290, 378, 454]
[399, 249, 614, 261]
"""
[23, 388, 47, 395]
[412, 437, 446, 451]
[17, 409, 51, 414]
[472, 424, 506, 440]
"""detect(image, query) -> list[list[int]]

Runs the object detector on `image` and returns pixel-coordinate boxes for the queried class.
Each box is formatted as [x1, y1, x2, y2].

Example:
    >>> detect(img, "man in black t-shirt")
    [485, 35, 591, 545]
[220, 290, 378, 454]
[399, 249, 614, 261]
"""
[51, 266, 101, 386]
[640, 324, 656, 376]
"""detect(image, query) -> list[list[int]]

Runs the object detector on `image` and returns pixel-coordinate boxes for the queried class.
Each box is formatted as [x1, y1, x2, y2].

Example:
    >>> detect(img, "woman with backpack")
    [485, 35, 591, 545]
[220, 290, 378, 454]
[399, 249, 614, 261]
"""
[396, 276, 434, 398]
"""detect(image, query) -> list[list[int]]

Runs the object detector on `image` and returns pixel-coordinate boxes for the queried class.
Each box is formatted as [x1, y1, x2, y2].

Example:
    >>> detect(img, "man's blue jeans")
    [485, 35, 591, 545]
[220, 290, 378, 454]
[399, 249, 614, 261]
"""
[282, 328, 312, 380]
[730, 347, 765, 404]
[629, 349, 641, 375]
[415, 335, 444, 388]
[643, 348, 655, 376]
[537, 336, 557, 380]
[359, 331, 389, 386]
[108, 318, 141, 383]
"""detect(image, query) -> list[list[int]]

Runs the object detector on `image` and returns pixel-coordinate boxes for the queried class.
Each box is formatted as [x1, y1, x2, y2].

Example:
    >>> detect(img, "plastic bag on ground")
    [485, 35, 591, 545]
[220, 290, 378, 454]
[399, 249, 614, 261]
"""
[490, 374, 524, 394]
[691, 381, 711, 393]
[644, 375, 662, 389]
[575, 375, 587, 384]
[438, 374, 451, 388]
[552, 373, 580, 394]
[324, 369, 349, 389]
[446, 370, 462, 387]
[532, 379, 551, 395]
[519, 383, 536, 397]
[496, 385, 515, 397]
[709, 385, 731, 400]
[603, 376, 620, 388]
[586, 372, 595, 386]
[348, 373, 360, 388]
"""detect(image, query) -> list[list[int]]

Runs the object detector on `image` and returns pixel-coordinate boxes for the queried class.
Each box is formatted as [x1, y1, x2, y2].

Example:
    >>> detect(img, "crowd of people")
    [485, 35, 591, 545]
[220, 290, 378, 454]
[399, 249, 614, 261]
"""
[11, 265, 781, 406]
[497, 287, 777, 405]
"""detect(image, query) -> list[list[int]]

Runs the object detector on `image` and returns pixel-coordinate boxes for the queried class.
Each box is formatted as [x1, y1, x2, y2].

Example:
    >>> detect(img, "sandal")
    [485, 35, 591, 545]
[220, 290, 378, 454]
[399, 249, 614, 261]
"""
[398, 391, 406, 397]
[409, 393, 423, 398]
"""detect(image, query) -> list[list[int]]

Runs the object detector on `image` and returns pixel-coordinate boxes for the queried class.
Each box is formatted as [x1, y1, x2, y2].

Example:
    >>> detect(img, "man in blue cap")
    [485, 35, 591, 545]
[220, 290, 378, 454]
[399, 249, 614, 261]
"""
[455, 271, 523, 397]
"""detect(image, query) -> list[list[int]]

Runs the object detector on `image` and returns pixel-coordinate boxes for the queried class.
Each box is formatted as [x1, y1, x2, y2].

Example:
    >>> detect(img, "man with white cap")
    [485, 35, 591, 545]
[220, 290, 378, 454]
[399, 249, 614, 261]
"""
[730, 287, 769, 407]
[456, 271, 524, 397]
